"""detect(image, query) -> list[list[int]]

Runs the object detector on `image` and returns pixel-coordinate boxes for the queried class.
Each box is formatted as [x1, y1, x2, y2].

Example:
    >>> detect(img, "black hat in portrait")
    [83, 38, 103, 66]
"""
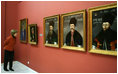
[69, 17, 77, 26]
[102, 13, 115, 25]
[49, 21, 54, 27]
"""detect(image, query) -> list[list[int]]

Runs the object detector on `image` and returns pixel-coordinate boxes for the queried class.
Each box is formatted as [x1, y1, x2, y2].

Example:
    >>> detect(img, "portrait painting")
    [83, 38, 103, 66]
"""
[88, 3, 117, 56]
[61, 10, 86, 51]
[44, 15, 59, 48]
[28, 24, 38, 45]
[20, 18, 28, 43]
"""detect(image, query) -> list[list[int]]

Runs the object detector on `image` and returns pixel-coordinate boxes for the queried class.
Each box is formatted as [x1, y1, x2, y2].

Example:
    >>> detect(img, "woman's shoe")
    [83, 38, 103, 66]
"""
[9, 68, 14, 71]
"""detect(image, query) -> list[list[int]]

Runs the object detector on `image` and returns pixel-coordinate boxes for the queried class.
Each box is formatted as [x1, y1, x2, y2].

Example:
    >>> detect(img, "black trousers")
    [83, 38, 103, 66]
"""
[4, 50, 14, 70]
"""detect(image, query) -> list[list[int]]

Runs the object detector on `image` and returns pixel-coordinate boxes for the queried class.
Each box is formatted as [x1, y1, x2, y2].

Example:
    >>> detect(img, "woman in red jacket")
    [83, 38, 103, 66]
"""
[3, 29, 18, 71]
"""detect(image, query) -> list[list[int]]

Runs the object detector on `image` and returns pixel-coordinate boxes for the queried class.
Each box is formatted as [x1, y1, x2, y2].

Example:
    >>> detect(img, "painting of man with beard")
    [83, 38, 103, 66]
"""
[46, 21, 58, 44]
[66, 17, 83, 47]
[93, 13, 117, 51]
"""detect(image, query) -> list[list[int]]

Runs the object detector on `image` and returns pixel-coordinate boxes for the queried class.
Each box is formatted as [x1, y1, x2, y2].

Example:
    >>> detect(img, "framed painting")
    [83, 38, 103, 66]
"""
[61, 10, 86, 51]
[88, 3, 117, 56]
[28, 24, 38, 45]
[19, 18, 28, 43]
[43, 15, 60, 48]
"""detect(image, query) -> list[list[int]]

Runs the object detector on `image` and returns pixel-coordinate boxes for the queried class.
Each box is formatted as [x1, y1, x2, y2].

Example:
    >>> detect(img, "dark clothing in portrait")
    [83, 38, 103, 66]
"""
[93, 28, 117, 50]
[20, 29, 26, 41]
[46, 30, 57, 44]
[66, 30, 83, 47]
[30, 33, 35, 42]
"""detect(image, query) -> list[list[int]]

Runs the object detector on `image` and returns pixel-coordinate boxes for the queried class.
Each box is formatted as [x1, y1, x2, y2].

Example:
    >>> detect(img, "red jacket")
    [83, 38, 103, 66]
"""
[4, 35, 16, 51]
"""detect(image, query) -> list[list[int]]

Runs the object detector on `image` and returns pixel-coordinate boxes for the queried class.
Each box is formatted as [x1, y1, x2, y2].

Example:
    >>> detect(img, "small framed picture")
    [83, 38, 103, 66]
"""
[61, 10, 86, 51]
[88, 3, 117, 56]
[28, 24, 38, 45]
[43, 15, 60, 48]
[19, 18, 28, 43]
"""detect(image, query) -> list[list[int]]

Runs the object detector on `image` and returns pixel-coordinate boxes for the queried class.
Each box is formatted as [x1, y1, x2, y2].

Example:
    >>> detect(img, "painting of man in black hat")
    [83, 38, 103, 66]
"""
[93, 13, 117, 51]
[46, 21, 58, 44]
[66, 17, 83, 47]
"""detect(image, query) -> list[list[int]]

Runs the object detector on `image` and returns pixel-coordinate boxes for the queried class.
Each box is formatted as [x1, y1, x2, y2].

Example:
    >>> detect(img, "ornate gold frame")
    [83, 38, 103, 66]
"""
[28, 24, 38, 45]
[61, 10, 86, 51]
[88, 3, 117, 56]
[19, 18, 28, 43]
[43, 15, 60, 48]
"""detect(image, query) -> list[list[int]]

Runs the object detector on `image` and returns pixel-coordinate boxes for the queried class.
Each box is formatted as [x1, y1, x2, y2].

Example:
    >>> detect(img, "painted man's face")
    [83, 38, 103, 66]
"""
[49, 25, 53, 31]
[70, 24, 75, 32]
[102, 22, 110, 31]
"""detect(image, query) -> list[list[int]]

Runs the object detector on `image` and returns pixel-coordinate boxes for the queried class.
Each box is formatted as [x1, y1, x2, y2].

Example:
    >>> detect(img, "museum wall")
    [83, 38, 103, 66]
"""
[1, 1, 117, 73]
[1, 1, 6, 63]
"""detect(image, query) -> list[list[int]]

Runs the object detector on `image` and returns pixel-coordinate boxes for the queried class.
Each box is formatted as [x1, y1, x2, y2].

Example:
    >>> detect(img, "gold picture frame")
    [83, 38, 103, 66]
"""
[43, 15, 60, 48]
[88, 3, 117, 56]
[19, 18, 28, 43]
[28, 24, 38, 45]
[61, 10, 86, 51]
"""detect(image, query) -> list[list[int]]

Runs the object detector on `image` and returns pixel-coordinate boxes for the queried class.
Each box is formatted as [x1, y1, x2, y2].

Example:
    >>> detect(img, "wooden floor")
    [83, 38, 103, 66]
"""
[1, 61, 37, 73]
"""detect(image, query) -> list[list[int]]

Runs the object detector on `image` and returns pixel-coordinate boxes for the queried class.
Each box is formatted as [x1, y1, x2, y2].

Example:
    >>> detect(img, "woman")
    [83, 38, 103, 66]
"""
[3, 29, 18, 71]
